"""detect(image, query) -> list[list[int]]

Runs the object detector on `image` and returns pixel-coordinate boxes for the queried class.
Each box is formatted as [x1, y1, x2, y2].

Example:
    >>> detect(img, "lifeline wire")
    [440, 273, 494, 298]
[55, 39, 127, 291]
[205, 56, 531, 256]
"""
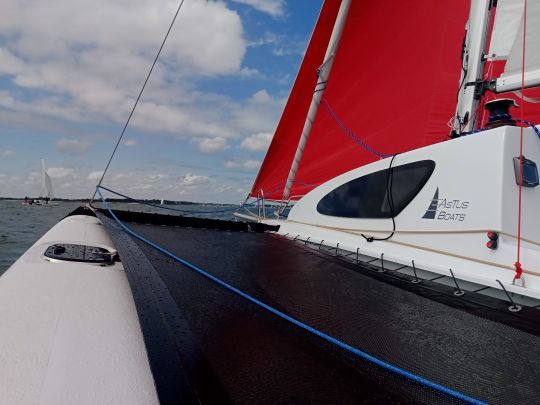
[96, 186, 486, 405]
[91, 0, 186, 202]
[98, 185, 255, 215]
[97, 182, 299, 217]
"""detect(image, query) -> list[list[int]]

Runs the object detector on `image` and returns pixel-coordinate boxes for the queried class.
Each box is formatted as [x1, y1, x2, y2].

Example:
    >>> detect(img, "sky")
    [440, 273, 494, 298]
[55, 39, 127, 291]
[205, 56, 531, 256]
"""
[0, 0, 323, 203]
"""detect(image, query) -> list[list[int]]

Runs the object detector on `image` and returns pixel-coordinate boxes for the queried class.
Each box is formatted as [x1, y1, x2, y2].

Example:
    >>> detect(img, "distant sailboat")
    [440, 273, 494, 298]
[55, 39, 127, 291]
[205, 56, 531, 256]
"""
[40, 159, 53, 200]
[32, 159, 55, 205]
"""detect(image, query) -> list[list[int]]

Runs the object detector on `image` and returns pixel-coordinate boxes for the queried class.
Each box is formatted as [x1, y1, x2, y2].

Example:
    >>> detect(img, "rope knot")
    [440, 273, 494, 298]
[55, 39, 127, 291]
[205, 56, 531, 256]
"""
[513, 261, 524, 285]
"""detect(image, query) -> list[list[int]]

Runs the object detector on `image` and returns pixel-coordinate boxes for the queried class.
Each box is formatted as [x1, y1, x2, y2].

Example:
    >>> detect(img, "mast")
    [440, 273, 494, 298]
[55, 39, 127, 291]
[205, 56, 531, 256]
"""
[281, 0, 351, 202]
[453, 0, 492, 135]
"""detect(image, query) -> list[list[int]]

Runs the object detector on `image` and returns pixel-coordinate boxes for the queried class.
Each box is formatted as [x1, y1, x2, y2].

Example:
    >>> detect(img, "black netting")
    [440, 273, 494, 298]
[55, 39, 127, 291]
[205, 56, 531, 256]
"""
[96, 211, 540, 405]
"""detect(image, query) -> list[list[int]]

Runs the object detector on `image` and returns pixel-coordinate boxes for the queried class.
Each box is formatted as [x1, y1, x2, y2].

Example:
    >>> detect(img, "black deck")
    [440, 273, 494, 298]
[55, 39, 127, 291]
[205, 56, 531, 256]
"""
[92, 208, 540, 405]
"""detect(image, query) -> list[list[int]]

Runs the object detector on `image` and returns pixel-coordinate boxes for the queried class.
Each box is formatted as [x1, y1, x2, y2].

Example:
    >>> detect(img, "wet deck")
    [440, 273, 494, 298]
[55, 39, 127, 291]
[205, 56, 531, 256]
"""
[95, 209, 540, 405]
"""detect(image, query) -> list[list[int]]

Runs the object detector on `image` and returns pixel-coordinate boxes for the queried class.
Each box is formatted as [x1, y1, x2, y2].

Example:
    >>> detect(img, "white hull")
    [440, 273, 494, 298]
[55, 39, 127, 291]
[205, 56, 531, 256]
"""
[0, 215, 158, 405]
[244, 126, 540, 303]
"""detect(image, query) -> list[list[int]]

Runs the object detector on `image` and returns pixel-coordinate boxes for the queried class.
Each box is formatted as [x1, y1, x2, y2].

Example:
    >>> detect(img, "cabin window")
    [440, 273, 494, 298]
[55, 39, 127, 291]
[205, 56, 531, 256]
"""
[316, 160, 435, 218]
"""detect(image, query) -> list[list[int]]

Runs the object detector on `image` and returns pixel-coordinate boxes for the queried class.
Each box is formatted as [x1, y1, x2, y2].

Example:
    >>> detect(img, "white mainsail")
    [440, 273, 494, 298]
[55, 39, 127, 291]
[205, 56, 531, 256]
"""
[44, 172, 53, 199]
[492, 0, 540, 92]
[40, 158, 54, 199]
[488, 0, 524, 59]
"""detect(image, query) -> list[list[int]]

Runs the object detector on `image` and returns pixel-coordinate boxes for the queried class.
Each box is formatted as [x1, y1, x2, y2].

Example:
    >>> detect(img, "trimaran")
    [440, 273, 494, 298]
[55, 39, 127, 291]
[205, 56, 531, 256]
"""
[2, 1, 540, 404]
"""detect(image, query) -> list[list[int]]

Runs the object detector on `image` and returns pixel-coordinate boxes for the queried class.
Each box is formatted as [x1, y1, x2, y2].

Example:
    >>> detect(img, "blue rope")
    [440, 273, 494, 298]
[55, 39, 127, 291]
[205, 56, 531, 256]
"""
[321, 97, 392, 159]
[521, 120, 540, 138]
[97, 186, 485, 405]
[468, 115, 540, 138]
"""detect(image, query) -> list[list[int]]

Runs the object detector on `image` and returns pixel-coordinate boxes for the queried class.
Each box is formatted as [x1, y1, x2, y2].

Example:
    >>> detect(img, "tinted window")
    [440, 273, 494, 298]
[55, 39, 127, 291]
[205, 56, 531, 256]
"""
[317, 160, 435, 218]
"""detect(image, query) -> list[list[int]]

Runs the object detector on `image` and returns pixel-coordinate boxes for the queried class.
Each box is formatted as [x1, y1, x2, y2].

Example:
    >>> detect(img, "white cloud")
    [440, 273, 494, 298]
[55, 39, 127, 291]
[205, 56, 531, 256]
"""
[196, 137, 229, 154]
[87, 170, 104, 180]
[0, 0, 250, 138]
[228, 89, 285, 137]
[56, 138, 92, 154]
[180, 173, 209, 186]
[47, 167, 76, 178]
[240, 132, 272, 151]
[0, 0, 295, 203]
[1, 163, 251, 203]
[223, 158, 261, 171]
[251, 89, 271, 103]
[0, 149, 15, 157]
[231, 0, 285, 17]
[146, 173, 167, 180]
[243, 159, 261, 170]
[224, 160, 239, 169]
[238, 67, 262, 78]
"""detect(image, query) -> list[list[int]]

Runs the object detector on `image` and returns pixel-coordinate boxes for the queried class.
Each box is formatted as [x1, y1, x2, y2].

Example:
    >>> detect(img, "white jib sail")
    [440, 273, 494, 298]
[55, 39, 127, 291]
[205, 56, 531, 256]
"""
[488, 0, 524, 59]
[493, 0, 540, 92]
[40, 158, 54, 199]
[44, 171, 53, 199]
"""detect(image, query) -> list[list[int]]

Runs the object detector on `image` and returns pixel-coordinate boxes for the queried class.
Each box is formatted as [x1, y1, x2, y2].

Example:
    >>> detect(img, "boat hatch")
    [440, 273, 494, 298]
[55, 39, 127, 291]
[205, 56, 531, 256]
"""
[44, 244, 117, 264]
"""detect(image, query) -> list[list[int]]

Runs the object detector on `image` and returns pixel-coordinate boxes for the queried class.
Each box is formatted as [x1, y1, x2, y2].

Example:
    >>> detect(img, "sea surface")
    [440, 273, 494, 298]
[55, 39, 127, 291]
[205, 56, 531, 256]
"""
[0, 199, 237, 275]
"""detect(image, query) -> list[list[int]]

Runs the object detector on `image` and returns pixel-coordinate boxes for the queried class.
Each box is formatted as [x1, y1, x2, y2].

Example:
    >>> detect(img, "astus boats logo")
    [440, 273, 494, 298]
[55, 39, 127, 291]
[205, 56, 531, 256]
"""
[422, 188, 470, 222]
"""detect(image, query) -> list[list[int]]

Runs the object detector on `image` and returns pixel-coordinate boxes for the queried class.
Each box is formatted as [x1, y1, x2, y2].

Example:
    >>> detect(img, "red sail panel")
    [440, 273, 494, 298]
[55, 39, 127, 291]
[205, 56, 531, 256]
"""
[285, 0, 471, 199]
[250, 0, 342, 200]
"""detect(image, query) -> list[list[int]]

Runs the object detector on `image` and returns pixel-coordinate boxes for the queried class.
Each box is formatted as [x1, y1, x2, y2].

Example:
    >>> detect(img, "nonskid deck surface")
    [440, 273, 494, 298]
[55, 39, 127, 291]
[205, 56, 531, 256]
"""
[96, 210, 540, 404]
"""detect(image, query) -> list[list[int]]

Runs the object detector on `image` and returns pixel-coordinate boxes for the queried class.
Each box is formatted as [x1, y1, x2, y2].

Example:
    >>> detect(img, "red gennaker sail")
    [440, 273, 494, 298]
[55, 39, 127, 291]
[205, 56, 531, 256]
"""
[251, 0, 470, 201]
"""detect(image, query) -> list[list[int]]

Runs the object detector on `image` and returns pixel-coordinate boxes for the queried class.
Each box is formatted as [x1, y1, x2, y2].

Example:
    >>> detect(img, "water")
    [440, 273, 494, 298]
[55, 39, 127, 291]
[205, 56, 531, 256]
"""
[0, 200, 237, 275]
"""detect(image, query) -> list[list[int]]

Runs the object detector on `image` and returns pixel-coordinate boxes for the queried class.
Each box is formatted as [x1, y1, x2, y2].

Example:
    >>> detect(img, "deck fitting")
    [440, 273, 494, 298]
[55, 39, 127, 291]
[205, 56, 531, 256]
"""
[496, 280, 522, 312]
[449, 269, 464, 297]
[411, 260, 421, 284]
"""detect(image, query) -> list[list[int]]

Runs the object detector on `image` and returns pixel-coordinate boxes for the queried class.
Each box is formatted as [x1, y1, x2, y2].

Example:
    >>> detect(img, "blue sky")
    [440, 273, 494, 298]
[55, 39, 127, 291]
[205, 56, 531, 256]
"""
[0, 0, 323, 203]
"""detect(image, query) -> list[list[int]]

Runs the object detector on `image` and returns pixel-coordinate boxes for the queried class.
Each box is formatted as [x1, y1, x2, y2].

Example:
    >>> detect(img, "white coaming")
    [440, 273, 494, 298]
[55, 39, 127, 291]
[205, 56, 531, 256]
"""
[0, 215, 159, 405]
[276, 126, 540, 299]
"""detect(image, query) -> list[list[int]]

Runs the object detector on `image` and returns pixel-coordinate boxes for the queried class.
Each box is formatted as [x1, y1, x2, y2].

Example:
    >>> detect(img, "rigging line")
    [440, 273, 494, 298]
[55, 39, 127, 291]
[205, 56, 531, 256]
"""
[321, 97, 392, 159]
[515, 0, 527, 282]
[361, 154, 399, 243]
[96, 187, 486, 405]
[90, 0, 187, 202]
[455, 29, 468, 133]
[96, 181, 290, 217]
[97, 185, 255, 215]
[479, 58, 495, 128]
